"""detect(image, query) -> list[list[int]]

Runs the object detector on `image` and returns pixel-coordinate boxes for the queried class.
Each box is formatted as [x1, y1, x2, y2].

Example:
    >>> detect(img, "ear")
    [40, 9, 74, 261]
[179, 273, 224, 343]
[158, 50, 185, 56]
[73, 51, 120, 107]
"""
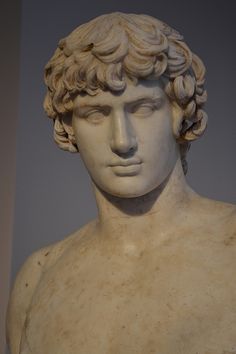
[171, 102, 184, 140]
[53, 115, 79, 153]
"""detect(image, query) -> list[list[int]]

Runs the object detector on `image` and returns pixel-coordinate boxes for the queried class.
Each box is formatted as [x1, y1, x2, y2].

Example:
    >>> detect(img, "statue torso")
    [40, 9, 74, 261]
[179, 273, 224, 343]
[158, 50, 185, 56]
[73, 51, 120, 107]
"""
[20, 217, 236, 354]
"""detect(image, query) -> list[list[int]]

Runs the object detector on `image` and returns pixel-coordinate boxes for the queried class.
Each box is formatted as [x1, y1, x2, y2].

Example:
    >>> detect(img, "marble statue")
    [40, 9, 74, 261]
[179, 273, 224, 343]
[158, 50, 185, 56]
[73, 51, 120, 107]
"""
[7, 12, 236, 354]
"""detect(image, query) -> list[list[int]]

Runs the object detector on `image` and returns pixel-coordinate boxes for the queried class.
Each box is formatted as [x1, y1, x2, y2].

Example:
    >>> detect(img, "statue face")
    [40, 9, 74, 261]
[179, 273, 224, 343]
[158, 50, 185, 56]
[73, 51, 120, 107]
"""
[72, 79, 180, 198]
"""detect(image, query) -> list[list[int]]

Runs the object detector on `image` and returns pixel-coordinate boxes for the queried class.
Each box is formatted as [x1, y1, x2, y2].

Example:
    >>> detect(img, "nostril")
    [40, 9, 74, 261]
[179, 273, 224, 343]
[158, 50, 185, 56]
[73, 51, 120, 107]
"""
[110, 136, 137, 155]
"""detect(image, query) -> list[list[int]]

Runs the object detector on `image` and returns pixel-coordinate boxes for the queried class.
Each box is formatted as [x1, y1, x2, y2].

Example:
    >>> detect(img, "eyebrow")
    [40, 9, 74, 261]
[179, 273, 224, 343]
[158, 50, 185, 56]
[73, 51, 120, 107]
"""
[74, 94, 164, 116]
[126, 96, 163, 108]
[74, 104, 110, 117]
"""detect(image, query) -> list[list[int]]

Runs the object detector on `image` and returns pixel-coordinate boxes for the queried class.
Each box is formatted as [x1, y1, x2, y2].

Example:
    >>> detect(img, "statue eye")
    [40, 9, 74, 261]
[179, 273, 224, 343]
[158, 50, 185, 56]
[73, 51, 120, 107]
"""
[130, 98, 164, 117]
[132, 103, 156, 117]
[84, 107, 110, 124]
[85, 110, 105, 124]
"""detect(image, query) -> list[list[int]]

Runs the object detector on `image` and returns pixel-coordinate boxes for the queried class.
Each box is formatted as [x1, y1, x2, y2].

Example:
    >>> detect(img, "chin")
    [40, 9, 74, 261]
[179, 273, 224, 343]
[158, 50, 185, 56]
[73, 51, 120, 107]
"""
[102, 180, 158, 199]
[110, 190, 145, 198]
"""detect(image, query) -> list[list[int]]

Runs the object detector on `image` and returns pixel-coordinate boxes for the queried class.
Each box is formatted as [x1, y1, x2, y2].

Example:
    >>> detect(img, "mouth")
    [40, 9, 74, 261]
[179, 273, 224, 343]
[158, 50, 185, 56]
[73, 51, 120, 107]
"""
[109, 158, 142, 167]
[109, 159, 142, 176]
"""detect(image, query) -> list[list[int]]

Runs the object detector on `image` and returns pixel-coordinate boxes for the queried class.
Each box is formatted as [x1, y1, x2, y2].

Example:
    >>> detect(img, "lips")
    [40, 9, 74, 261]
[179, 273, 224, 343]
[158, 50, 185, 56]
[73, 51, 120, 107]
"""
[109, 158, 142, 176]
[109, 158, 142, 167]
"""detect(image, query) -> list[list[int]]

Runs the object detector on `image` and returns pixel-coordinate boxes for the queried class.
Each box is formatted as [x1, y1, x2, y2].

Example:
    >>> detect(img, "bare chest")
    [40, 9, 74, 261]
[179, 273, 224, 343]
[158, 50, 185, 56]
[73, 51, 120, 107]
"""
[21, 243, 236, 354]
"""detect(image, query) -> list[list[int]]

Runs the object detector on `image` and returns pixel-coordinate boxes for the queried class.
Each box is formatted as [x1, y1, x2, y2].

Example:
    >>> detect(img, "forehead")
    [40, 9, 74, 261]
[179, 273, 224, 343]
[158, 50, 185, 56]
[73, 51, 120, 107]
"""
[73, 79, 166, 108]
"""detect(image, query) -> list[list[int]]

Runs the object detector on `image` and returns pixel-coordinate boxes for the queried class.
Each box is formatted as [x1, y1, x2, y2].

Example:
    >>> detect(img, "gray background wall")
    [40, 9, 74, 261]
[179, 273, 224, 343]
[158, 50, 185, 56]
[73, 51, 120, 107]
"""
[3, 0, 236, 351]
[0, 1, 21, 352]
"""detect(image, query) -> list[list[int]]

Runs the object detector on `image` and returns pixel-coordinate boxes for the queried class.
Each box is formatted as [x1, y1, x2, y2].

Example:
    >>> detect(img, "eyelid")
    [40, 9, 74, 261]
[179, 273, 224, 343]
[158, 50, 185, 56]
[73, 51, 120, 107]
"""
[76, 105, 111, 118]
[128, 97, 164, 112]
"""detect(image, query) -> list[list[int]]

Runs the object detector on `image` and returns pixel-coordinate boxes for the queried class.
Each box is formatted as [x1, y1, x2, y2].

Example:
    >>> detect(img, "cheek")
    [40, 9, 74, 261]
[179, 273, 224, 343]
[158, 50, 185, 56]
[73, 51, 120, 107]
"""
[75, 134, 109, 174]
[78, 143, 102, 172]
[73, 133, 95, 169]
[73, 119, 110, 152]
[138, 122, 177, 180]
[138, 120, 174, 155]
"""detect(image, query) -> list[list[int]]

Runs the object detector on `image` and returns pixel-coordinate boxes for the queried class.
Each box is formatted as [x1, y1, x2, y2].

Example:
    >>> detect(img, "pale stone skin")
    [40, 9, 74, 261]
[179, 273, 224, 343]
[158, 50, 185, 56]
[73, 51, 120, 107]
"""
[7, 178, 236, 354]
[6, 13, 236, 354]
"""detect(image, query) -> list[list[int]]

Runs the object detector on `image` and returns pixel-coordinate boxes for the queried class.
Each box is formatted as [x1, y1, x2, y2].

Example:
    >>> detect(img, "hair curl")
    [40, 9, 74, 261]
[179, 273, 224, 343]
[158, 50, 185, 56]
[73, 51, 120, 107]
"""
[44, 12, 208, 174]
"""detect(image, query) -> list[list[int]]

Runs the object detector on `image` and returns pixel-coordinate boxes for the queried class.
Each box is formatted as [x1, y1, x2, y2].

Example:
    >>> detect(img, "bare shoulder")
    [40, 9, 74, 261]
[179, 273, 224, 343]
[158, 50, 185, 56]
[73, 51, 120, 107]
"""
[189, 193, 236, 245]
[6, 220, 96, 354]
[190, 192, 236, 224]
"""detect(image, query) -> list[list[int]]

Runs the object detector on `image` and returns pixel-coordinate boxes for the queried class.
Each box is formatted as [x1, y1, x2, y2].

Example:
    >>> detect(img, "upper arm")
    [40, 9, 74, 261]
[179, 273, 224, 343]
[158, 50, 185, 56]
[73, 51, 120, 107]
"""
[6, 224, 90, 353]
[6, 248, 50, 354]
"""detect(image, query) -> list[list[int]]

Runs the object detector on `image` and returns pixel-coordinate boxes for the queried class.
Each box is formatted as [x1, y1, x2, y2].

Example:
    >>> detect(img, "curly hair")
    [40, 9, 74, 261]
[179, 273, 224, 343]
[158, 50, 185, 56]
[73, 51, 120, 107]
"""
[44, 12, 207, 174]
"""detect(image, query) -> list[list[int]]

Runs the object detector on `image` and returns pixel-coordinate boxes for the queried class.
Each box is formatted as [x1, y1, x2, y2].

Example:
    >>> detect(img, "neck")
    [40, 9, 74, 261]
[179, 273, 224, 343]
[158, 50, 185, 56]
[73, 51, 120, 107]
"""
[93, 158, 195, 245]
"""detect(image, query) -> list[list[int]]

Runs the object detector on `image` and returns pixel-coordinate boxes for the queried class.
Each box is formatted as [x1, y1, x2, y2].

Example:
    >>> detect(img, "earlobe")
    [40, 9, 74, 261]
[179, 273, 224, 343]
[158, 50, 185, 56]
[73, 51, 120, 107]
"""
[171, 102, 184, 139]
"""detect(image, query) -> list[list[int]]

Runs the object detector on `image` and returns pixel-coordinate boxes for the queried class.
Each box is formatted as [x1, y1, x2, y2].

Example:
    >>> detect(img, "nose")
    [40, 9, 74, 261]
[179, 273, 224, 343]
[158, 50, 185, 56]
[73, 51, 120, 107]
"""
[110, 110, 137, 155]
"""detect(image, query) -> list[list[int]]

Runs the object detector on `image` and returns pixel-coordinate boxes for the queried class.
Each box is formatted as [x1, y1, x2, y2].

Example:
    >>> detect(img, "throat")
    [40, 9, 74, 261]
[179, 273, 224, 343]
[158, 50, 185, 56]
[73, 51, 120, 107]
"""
[92, 158, 194, 245]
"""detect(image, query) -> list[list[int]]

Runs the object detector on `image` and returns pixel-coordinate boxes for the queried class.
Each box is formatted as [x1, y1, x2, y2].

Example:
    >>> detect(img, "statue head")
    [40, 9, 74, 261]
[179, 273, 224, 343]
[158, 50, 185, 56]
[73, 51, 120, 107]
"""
[44, 12, 207, 189]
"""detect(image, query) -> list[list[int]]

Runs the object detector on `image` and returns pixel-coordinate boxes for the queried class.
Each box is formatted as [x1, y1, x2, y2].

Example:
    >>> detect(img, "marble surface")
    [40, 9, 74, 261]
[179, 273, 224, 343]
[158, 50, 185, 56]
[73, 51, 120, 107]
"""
[6, 12, 236, 354]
